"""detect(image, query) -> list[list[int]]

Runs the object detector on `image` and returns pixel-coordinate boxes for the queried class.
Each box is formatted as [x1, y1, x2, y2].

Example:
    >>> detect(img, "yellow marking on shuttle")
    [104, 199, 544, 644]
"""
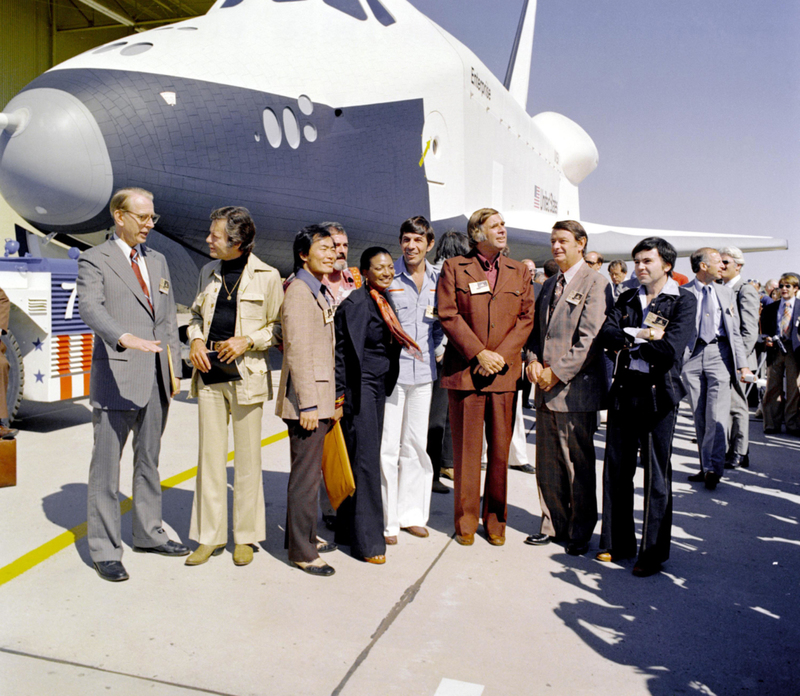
[419, 139, 431, 167]
[0, 429, 289, 587]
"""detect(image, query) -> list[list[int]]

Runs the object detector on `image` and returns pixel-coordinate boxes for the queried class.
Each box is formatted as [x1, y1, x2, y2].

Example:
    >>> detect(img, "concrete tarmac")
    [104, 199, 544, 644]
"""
[1, 376, 798, 696]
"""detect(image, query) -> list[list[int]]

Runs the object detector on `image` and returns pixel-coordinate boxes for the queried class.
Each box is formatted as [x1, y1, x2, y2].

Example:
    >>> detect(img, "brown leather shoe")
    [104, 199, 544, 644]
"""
[487, 534, 505, 546]
[402, 526, 429, 538]
[0, 425, 18, 440]
[455, 534, 475, 546]
[364, 555, 386, 564]
[384, 535, 398, 545]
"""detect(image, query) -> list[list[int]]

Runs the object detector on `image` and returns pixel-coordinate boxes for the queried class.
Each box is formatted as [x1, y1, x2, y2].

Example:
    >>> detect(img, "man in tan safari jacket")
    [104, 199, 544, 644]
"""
[185, 206, 283, 567]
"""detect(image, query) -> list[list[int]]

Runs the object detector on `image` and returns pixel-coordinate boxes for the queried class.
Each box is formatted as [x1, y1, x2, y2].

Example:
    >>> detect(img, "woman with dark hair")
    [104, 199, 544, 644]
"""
[334, 247, 420, 563]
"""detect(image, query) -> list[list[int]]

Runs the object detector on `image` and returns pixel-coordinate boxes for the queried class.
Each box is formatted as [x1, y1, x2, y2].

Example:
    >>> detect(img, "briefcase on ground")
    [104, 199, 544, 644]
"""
[0, 439, 17, 488]
[321, 421, 355, 510]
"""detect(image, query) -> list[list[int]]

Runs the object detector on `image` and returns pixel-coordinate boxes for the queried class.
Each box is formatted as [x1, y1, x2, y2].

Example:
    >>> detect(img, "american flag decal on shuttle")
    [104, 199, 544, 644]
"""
[51, 334, 92, 400]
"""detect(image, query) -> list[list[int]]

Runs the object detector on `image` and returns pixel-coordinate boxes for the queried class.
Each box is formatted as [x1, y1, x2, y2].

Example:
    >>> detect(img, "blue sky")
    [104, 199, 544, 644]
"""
[407, 0, 799, 282]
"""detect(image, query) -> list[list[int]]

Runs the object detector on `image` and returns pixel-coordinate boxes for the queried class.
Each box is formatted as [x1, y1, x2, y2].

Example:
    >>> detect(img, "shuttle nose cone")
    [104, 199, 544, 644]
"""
[0, 87, 113, 227]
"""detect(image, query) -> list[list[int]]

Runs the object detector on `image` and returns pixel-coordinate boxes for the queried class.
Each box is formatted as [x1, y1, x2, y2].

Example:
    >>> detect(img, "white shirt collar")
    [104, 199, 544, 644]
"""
[560, 257, 585, 285]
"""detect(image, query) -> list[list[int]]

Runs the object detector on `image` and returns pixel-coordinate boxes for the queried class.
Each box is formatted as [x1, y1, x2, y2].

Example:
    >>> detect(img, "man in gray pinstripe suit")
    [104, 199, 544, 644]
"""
[77, 188, 188, 582]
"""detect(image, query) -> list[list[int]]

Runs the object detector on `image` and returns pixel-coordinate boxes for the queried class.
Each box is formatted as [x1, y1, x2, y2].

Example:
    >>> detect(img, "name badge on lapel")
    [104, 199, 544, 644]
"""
[566, 291, 584, 305]
[158, 278, 170, 294]
[425, 305, 438, 319]
[644, 312, 669, 329]
[469, 280, 491, 295]
[324, 306, 335, 324]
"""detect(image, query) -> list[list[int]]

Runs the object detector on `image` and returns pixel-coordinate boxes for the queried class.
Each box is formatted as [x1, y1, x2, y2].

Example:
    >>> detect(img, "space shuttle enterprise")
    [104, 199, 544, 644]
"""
[0, 0, 787, 279]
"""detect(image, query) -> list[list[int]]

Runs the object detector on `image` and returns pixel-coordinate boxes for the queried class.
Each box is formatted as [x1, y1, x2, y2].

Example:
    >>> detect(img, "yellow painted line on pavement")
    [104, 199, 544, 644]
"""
[0, 430, 288, 587]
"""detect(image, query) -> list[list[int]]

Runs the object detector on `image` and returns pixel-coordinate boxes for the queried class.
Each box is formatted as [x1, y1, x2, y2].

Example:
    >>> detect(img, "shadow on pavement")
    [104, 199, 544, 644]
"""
[550, 430, 799, 695]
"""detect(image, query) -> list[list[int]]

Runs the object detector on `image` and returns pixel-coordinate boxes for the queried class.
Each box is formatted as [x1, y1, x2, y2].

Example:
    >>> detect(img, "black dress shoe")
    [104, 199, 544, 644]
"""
[322, 514, 337, 531]
[632, 561, 662, 577]
[510, 463, 536, 474]
[687, 471, 705, 482]
[432, 479, 451, 494]
[787, 429, 800, 437]
[316, 541, 337, 554]
[524, 533, 552, 546]
[294, 561, 335, 576]
[133, 540, 190, 556]
[725, 454, 743, 470]
[741, 452, 750, 468]
[566, 542, 589, 556]
[93, 561, 129, 582]
[704, 471, 720, 490]
[763, 428, 780, 435]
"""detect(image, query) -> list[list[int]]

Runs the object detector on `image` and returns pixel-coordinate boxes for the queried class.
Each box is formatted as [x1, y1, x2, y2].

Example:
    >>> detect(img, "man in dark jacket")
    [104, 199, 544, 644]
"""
[596, 237, 697, 577]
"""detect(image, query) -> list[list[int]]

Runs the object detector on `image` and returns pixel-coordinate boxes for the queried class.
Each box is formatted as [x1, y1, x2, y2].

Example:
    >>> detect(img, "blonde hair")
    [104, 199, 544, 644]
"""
[109, 187, 154, 216]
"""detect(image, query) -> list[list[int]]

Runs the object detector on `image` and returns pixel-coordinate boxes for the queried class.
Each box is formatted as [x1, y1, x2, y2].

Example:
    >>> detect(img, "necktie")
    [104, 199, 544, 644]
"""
[699, 285, 715, 344]
[369, 286, 423, 361]
[780, 301, 792, 338]
[549, 274, 565, 321]
[130, 248, 153, 311]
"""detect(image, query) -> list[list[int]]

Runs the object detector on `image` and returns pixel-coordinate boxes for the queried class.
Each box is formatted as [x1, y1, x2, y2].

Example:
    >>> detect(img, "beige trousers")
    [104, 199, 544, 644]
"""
[190, 380, 266, 545]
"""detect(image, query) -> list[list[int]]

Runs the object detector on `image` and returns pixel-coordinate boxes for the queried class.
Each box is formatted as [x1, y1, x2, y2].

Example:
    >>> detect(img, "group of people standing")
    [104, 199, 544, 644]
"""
[77, 187, 761, 584]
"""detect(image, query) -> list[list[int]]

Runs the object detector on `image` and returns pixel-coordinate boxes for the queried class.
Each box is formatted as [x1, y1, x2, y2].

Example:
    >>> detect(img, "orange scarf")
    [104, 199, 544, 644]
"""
[368, 286, 423, 361]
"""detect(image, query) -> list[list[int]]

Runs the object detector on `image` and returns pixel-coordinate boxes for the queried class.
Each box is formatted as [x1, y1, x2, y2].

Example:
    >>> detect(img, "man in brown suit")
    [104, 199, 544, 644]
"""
[437, 208, 535, 546]
[276, 225, 342, 576]
[525, 220, 608, 555]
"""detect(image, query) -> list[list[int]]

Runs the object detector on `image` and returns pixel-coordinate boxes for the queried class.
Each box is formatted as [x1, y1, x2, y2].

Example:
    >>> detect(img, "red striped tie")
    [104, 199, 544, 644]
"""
[130, 248, 153, 311]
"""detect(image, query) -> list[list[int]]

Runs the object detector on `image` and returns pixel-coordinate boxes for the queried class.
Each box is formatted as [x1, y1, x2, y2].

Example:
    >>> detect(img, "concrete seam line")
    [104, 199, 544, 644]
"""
[0, 430, 288, 587]
[330, 536, 454, 696]
[0, 647, 237, 696]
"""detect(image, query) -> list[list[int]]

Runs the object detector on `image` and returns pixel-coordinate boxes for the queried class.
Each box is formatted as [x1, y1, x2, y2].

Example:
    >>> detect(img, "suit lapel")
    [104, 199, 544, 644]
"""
[104, 241, 154, 316]
[140, 246, 160, 318]
[462, 256, 483, 283]
[540, 275, 557, 329]
[550, 264, 588, 325]
[493, 258, 516, 296]
[349, 288, 368, 366]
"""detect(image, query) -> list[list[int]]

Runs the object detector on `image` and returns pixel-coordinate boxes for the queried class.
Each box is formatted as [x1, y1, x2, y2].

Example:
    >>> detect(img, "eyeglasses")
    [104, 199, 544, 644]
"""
[779, 284, 797, 289]
[122, 210, 160, 226]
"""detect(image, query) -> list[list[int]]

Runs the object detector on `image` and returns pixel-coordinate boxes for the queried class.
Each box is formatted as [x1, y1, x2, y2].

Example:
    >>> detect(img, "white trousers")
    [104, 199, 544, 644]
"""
[380, 382, 434, 536]
[190, 380, 266, 545]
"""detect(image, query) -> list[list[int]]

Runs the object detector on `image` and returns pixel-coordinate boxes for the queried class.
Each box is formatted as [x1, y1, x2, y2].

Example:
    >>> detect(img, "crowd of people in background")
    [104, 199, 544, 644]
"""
[75, 187, 794, 583]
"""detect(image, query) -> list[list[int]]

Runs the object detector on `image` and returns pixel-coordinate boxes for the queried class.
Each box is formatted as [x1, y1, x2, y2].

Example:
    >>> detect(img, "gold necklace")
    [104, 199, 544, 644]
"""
[221, 271, 243, 301]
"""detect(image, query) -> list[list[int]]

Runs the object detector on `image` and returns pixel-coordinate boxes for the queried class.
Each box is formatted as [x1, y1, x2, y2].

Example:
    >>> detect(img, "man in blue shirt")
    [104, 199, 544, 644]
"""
[380, 216, 444, 544]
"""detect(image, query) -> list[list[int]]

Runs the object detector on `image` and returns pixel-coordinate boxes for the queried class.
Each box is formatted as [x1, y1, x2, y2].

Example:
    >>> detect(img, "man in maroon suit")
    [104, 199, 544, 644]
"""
[437, 208, 534, 546]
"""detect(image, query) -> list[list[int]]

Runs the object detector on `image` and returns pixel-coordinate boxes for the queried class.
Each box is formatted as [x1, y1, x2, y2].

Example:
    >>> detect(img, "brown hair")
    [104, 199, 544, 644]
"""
[552, 220, 588, 255]
[467, 208, 501, 248]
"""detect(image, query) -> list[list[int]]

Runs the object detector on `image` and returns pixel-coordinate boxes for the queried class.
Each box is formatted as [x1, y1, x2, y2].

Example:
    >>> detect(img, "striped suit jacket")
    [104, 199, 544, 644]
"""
[77, 239, 180, 410]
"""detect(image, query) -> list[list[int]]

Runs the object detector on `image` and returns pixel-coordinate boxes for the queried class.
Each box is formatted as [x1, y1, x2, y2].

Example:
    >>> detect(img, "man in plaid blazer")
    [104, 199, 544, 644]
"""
[525, 220, 608, 556]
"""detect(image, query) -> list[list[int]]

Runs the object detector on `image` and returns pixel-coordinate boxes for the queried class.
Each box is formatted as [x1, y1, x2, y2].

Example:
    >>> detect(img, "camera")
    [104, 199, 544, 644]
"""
[772, 335, 788, 355]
